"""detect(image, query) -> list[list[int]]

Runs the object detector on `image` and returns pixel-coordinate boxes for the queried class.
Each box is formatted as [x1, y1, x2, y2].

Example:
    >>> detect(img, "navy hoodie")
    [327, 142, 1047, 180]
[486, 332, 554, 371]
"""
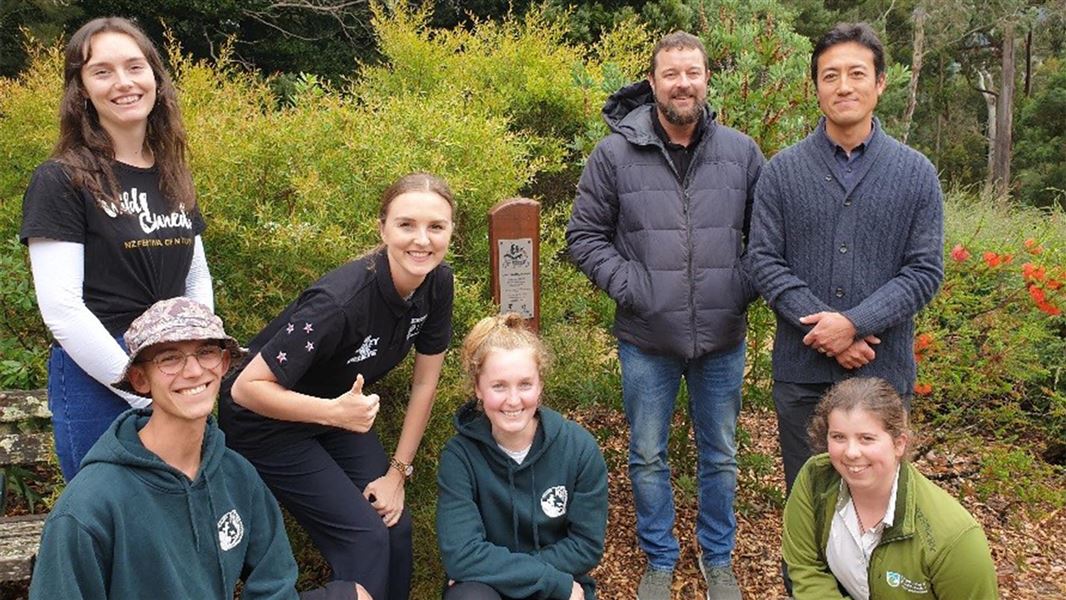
[436, 402, 608, 599]
[30, 409, 300, 599]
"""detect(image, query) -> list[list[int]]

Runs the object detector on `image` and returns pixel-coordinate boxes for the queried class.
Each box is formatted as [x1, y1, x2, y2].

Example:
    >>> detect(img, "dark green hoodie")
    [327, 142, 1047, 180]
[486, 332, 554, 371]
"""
[30, 409, 300, 599]
[437, 401, 608, 599]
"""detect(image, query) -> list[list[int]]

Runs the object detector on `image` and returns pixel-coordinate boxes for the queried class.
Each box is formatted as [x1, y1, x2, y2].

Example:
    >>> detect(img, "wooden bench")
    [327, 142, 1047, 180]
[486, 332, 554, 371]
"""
[0, 389, 52, 582]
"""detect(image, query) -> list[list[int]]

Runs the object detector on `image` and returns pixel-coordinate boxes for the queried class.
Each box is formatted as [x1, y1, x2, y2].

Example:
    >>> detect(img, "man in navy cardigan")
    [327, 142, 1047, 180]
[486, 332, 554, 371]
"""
[745, 22, 944, 494]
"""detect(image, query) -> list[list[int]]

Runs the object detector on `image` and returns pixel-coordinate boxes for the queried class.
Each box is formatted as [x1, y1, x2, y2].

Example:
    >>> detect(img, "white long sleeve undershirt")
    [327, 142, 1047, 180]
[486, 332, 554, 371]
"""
[28, 236, 213, 408]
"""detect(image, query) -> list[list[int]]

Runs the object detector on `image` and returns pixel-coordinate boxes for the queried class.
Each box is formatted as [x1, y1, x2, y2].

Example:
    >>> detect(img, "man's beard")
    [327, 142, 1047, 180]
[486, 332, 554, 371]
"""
[658, 94, 704, 126]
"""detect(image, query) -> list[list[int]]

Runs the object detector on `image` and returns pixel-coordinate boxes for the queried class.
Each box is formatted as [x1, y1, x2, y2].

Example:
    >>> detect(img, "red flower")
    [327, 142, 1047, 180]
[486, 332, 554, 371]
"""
[1024, 238, 1044, 254]
[950, 244, 970, 262]
[1048, 279, 1062, 290]
[1002, 253, 1015, 265]
[1022, 263, 1047, 282]
[1029, 284, 1047, 304]
[914, 382, 933, 396]
[1036, 299, 1062, 316]
[914, 333, 933, 352]
[983, 252, 1001, 268]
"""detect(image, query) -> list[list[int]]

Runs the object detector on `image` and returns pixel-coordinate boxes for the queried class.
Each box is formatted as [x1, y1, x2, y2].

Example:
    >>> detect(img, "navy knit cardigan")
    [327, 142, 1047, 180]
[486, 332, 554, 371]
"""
[744, 118, 944, 395]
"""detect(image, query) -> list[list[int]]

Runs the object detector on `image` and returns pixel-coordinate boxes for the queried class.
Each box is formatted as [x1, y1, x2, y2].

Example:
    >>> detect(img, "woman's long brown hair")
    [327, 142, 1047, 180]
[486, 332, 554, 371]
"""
[52, 17, 194, 212]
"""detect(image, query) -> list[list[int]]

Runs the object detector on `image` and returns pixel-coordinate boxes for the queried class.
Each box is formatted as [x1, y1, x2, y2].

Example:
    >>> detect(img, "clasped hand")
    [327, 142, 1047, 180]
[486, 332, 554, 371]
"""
[800, 311, 880, 369]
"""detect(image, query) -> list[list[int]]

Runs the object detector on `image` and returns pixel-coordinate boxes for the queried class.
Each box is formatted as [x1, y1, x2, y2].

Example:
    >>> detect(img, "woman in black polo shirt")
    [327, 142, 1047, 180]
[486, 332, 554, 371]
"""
[20, 17, 210, 481]
[221, 172, 456, 600]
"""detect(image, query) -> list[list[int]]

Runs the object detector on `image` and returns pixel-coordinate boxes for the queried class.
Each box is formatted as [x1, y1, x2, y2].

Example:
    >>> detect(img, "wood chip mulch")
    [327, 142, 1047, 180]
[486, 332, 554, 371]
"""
[567, 404, 1066, 600]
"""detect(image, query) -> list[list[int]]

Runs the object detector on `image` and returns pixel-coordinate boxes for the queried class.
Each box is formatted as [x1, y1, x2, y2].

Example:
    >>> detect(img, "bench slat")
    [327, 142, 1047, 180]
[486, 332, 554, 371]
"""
[0, 390, 50, 423]
[0, 432, 53, 466]
[0, 514, 47, 581]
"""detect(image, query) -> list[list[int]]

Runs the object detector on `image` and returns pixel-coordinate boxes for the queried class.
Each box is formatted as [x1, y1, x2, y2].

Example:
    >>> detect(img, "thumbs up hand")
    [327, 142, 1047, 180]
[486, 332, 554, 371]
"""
[333, 374, 380, 433]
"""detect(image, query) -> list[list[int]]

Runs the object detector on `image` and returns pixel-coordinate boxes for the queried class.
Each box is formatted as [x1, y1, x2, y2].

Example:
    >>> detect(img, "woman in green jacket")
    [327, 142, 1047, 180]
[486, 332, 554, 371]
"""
[782, 378, 998, 599]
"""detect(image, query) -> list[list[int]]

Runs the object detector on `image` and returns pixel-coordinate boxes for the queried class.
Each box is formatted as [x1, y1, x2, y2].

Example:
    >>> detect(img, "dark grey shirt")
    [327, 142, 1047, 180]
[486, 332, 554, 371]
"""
[821, 121, 877, 195]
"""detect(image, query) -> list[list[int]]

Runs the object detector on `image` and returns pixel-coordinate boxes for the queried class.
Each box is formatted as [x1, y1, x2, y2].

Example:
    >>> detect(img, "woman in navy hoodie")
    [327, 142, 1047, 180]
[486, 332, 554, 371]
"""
[437, 314, 609, 600]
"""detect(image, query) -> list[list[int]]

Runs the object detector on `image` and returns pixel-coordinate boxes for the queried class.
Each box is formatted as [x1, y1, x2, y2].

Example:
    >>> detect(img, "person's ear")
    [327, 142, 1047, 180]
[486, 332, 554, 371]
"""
[127, 365, 152, 395]
[894, 431, 909, 460]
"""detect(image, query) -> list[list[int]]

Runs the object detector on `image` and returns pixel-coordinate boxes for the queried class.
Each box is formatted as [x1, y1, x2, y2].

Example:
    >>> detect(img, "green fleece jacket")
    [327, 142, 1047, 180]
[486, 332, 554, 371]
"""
[436, 402, 608, 599]
[30, 409, 299, 599]
[783, 454, 998, 599]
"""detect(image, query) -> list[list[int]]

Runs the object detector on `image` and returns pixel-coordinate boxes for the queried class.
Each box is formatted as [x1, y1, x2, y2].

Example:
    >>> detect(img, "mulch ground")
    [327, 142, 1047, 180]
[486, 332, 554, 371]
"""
[568, 403, 1066, 600]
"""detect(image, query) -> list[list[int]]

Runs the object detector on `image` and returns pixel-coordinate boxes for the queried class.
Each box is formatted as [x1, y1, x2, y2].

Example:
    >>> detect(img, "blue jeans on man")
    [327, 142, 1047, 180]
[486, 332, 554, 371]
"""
[618, 339, 745, 571]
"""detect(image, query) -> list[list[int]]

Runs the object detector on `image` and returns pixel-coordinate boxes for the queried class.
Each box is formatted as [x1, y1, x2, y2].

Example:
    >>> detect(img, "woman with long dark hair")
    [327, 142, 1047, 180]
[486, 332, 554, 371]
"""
[20, 17, 211, 481]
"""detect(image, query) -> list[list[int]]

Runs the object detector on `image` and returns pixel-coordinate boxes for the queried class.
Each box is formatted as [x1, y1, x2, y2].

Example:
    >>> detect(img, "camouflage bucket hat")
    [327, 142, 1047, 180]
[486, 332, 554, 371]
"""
[114, 297, 243, 391]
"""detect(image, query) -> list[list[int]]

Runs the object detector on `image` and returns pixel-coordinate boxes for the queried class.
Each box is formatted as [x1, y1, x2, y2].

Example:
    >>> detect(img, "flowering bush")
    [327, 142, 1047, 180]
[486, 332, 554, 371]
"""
[912, 193, 1065, 450]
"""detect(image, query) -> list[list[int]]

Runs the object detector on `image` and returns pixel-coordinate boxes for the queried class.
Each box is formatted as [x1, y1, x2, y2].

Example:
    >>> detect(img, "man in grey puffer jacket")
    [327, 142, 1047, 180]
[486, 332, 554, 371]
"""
[566, 31, 763, 600]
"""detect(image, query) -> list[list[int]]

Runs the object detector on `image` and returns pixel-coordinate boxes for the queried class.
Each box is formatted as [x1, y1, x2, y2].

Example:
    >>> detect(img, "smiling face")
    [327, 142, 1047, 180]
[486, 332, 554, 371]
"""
[80, 31, 157, 138]
[827, 407, 907, 497]
[815, 41, 886, 139]
[128, 339, 230, 424]
[379, 190, 454, 297]
[648, 46, 708, 128]
[475, 347, 543, 451]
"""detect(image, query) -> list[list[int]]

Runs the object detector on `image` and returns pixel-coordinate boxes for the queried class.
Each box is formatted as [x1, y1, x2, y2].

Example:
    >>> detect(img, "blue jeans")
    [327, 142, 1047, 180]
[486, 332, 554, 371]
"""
[618, 339, 745, 570]
[48, 338, 131, 481]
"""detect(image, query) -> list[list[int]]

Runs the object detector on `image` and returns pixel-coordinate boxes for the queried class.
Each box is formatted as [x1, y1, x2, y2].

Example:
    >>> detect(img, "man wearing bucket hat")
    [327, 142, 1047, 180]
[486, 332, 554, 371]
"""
[30, 297, 362, 599]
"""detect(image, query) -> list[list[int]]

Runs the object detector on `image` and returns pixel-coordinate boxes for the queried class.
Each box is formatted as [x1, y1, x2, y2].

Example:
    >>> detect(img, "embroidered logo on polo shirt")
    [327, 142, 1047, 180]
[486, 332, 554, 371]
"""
[407, 315, 428, 340]
[886, 571, 928, 594]
[346, 335, 379, 364]
[217, 510, 244, 551]
[540, 485, 568, 518]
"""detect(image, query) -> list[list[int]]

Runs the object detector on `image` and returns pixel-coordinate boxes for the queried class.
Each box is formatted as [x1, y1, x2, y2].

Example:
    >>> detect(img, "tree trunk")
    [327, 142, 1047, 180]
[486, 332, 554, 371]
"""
[978, 68, 997, 191]
[1024, 27, 1033, 97]
[901, 5, 927, 144]
[992, 24, 1015, 197]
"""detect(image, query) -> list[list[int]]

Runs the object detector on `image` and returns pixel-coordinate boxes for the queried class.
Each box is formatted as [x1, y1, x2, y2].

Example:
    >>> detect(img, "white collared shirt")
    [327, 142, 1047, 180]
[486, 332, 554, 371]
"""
[825, 466, 900, 600]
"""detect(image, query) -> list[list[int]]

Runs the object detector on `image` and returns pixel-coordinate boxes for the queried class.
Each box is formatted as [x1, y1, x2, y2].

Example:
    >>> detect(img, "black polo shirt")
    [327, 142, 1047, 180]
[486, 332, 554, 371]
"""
[219, 249, 453, 448]
[651, 105, 706, 183]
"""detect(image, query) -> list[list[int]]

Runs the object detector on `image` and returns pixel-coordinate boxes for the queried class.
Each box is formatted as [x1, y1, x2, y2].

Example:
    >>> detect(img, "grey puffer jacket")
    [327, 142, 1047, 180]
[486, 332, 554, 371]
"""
[566, 81, 764, 359]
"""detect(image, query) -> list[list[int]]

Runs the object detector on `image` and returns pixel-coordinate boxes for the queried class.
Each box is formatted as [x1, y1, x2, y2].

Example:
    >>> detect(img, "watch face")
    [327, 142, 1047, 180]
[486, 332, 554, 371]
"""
[404, 464, 414, 477]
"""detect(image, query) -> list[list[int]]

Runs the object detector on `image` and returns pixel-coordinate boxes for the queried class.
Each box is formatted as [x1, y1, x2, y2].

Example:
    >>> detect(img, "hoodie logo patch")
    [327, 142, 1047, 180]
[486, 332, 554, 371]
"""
[217, 509, 244, 551]
[540, 485, 568, 518]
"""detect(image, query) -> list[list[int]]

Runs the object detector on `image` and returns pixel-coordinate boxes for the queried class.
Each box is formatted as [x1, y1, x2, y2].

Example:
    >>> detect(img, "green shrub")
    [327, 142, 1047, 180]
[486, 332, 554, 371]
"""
[975, 444, 1065, 515]
[912, 192, 1066, 448]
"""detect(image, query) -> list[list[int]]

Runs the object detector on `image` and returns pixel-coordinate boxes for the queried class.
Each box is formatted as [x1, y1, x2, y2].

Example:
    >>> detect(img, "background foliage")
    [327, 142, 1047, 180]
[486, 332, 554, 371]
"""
[1, 0, 1064, 594]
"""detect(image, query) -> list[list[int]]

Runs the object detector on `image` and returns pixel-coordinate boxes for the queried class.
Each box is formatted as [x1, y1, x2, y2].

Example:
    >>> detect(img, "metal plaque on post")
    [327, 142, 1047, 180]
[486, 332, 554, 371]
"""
[489, 198, 540, 332]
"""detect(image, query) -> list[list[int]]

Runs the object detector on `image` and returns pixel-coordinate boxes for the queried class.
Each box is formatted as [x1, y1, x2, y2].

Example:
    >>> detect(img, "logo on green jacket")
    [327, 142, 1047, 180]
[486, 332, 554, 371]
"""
[886, 570, 929, 594]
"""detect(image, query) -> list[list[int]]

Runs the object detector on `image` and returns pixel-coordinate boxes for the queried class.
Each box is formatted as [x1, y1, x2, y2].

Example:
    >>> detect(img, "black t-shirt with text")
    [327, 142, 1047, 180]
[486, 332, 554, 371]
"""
[219, 249, 454, 448]
[20, 160, 205, 335]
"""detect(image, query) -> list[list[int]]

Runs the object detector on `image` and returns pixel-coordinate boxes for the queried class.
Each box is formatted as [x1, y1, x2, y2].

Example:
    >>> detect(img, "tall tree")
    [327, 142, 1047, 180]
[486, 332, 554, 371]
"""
[992, 20, 1017, 195]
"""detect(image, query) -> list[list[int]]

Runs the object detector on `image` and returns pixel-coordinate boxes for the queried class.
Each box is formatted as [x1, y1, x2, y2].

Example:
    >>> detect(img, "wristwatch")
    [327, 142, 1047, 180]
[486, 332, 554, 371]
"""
[389, 456, 413, 479]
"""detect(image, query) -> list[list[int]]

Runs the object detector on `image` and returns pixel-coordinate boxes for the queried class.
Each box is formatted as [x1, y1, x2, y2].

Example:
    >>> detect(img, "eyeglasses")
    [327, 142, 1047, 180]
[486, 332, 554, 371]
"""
[139, 345, 225, 375]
